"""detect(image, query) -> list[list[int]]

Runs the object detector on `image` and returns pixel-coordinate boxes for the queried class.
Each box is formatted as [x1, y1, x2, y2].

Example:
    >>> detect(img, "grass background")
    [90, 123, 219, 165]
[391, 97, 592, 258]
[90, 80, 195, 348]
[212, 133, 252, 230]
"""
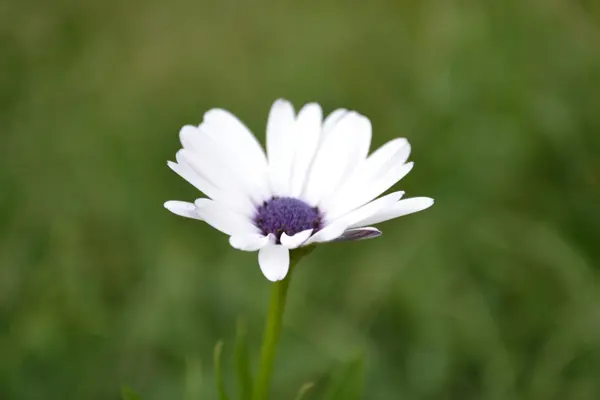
[2, 0, 600, 398]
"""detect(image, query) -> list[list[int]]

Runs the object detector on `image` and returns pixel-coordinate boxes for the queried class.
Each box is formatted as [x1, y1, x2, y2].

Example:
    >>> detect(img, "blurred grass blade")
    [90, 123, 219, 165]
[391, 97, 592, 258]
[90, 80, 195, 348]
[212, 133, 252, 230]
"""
[235, 318, 253, 399]
[214, 340, 231, 400]
[323, 355, 365, 400]
[121, 386, 142, 400]
[294, 382, 314, 400]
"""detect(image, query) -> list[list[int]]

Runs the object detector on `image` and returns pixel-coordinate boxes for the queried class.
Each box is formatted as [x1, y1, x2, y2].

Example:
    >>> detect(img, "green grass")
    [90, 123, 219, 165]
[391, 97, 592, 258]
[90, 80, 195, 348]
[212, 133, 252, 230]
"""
[1, 0, 600, 398]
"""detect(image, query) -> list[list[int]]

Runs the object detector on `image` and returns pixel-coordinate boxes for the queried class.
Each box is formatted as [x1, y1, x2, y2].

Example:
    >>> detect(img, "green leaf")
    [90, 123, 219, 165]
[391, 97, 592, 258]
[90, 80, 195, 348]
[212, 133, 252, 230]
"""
[235, 318, 253, 399]
[214, 340, 231, 400]
[121, 386, 142, 400]
[322, 354, 365, 400]
[294, 382, 314, 400]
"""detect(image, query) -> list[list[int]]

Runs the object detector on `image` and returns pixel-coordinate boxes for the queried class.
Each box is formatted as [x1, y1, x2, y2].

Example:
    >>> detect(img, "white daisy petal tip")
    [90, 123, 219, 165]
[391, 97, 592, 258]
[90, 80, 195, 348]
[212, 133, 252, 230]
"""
[336, 190, 406, 228]
[268, 99, 296, 124]
[164, 200, 202, 220]
[421, 197, 435, 209]
[354, 196, 435, 227]
[280, 229, 313, 249]
[398, 196, 434, 213]
[179, 125, 198, 145]
[258, 244, 290, 282]
[273, 98, 293, 108]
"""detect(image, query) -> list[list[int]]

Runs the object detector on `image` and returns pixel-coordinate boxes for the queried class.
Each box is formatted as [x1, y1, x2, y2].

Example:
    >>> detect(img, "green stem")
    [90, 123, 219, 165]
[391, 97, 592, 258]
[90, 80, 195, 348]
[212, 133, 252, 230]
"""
[252, 274, 290, 400]
[252, 247, 314, 400]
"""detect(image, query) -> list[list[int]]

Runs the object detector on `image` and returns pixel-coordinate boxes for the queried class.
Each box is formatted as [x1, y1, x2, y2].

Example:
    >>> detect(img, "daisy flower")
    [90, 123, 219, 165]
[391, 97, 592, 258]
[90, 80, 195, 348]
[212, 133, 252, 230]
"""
[164, 100, 434, 281]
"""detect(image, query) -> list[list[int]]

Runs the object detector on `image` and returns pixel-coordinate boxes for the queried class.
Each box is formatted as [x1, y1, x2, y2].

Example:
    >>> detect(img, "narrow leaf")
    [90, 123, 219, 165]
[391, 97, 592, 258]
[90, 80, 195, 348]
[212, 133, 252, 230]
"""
[323, 354, 365, 400]
[121, 386, 142, 400]
[214, 340, 231, 400]
[235, 318, 253, 399]
[294, 382, 314, 400]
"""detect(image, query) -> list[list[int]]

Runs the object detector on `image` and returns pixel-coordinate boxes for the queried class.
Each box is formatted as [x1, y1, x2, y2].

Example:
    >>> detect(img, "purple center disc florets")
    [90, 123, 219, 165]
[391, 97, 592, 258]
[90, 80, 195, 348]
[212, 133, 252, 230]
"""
[254, 197, 322, 242]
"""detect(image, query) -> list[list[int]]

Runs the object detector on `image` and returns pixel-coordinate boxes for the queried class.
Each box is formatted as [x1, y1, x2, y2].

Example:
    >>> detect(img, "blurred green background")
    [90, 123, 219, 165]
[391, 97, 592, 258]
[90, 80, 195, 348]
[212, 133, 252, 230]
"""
[2, 0, 600, 399]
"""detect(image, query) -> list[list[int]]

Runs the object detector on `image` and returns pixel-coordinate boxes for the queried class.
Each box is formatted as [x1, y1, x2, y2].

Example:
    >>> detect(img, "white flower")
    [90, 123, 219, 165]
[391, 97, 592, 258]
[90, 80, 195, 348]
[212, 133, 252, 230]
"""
[164, 100, 434, 281]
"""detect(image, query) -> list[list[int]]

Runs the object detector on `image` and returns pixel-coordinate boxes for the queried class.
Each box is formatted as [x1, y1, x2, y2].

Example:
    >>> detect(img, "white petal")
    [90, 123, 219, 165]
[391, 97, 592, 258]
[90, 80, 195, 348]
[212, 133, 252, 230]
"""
[181, 125, 269, 204]
[289, 103, 322, 197]
[361, 162, 414, 206]
[178, 125, 201, 150]
[305, 220, 347, 244]
[347, 138, 410, 193]
[329, 162, 414, 219]
[168, 159, 221, 199]
[164, 201, 203, 220]
[331, 191, 405, 228]
[201, 109, 271, 201]
[280, 229, 313, 249]
[194, 199, 258, 236]
[320, 108, 347, 143]
[367, 138, 411, 176]
[229, 233, 270, 251]
[258, 244, 290, 282]
[303, 112, 372, 206]
[177, 147, 240, 195]
[322, 138, 410, 217]
[174, 152, 255, 217]
[180, 135, 254, 201]
[267, 99, 296, 196]
[202, 108, 268, 172]
[335, 227, 382, 242]
[355, 197, 434, 226]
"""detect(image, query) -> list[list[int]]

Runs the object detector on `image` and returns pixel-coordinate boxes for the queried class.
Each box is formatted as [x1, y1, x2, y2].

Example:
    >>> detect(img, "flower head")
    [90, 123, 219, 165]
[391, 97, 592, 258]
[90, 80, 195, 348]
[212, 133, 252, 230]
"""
[165, 100, 434, 281]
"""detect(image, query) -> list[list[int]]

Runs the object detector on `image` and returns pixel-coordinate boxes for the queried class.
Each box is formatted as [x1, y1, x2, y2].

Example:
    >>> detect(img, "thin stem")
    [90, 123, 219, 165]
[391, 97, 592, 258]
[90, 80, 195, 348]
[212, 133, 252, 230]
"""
[252, 246, 314, 400]
[252, 275, 290, 400]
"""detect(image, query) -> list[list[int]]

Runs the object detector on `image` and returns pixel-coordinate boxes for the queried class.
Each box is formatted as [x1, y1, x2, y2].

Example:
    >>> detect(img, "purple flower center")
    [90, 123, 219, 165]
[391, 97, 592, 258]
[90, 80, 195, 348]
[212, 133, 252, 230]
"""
[254, 197, 323, 241]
